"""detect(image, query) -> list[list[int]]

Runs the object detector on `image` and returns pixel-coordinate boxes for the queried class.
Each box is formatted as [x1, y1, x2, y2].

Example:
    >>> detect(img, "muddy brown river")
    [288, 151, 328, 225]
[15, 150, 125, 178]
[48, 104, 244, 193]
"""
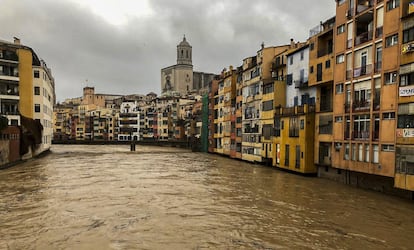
[0, 145, 413, 249]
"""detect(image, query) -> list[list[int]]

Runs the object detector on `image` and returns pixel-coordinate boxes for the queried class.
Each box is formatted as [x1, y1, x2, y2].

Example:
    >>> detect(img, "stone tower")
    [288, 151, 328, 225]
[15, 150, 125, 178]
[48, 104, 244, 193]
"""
[177, 35, 192, 65]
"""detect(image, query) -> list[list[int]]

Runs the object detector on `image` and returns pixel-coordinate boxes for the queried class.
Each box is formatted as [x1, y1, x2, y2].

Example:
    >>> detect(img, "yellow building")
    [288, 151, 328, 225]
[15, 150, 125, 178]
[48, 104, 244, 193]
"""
[271, 40, 317, 174]
[1, 38, 55, 156]
[275, 105, 316, 174]
[259, 44, 291, 164]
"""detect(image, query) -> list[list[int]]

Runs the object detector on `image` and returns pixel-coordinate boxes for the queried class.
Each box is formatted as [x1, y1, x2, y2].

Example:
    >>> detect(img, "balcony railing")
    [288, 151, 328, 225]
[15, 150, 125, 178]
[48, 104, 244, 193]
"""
[372, 131, 379, 141]
[295, 80, 308, 89]
[353, 130, 370, 140]
[347, 39, 353, 49]
[355, 31, 373, 46]
[353, 100, 371, 112]
[374, 62, 382, 73]
[375, 26, 383, 38]
[320, 101, 333, 112]
[344, 130, 351, 140]
[319, 124, 333, 134]
[317, 48, 333, 58]
[373, 99, 380, 111]
[356, 0, 374, 14]
[345, 103, 351, 113]
[353, 64, 372, 78]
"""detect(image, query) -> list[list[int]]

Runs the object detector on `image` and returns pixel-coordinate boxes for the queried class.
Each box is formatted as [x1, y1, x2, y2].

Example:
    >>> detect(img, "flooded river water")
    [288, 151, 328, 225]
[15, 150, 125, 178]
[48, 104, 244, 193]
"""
[0, 145, 413, 249]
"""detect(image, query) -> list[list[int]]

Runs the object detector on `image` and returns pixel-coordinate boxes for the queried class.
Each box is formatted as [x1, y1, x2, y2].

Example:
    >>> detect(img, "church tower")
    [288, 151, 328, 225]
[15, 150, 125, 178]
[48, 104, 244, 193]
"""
[177, 35, 192, 65]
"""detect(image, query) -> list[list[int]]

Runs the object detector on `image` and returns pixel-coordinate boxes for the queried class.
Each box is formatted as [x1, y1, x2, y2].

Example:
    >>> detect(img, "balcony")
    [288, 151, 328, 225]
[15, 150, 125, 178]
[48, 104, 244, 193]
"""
[320, 101, 333, 112]
[372, 130, 379, 141]
[373, 99, 380, 111]
[317, 47, 333, 58]
[355, 31, 373, 46]
[119, 113, 138, 118]
[356, 0, 374, 14]
[353, 64, 372, 78]
[344, 130, 350, 140]
[375, 26, 383, 38]
[374, 62, 382, 73]
[319, 124, 333, 134]
[353, 100, 371, 112]
[295, 80, 308, 89]
[347, 39, 353, 49]
[353, 130, 370, 140]
[345, 103, 351, 113]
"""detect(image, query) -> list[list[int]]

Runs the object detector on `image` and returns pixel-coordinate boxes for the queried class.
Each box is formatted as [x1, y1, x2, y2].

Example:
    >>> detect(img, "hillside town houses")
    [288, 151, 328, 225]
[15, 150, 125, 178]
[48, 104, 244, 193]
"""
[1, 0, 414, 198]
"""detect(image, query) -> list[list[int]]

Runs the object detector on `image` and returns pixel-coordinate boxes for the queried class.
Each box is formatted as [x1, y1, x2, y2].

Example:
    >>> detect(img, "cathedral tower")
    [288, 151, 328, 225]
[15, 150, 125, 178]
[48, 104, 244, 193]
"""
[177, 35, 192, 65]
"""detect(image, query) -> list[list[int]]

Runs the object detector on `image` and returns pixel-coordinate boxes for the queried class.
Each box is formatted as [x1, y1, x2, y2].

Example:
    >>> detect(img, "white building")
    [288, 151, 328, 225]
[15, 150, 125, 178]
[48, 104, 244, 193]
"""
[118, 101, 140, 141]
[33, 59, 55, 153]
[286, 45, 316, 107]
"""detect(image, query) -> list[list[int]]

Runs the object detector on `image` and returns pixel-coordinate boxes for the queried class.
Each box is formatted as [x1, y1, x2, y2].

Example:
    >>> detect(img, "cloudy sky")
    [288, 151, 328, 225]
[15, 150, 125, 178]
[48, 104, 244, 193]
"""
[1, 0, 335, 102]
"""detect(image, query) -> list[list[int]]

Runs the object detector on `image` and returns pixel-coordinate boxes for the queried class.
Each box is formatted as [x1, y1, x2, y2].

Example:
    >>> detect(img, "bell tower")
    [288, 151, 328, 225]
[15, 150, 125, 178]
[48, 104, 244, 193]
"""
[177, 35, 192, 65]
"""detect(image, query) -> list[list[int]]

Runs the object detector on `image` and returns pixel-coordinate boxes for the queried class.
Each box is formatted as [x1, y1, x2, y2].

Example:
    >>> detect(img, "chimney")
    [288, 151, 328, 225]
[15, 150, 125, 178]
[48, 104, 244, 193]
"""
[13, 37, 20, 45]
[290, 38, 295, 48]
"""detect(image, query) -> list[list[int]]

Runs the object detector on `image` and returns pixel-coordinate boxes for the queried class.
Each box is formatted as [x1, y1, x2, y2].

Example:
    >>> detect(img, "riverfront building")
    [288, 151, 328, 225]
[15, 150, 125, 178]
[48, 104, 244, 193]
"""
[395, 0, 414, 191]
[0, 37, 55, 157]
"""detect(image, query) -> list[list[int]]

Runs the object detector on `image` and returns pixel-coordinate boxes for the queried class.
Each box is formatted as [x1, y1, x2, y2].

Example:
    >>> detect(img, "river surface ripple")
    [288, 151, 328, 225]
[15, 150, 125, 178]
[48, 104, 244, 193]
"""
[0, 145, 413, 249]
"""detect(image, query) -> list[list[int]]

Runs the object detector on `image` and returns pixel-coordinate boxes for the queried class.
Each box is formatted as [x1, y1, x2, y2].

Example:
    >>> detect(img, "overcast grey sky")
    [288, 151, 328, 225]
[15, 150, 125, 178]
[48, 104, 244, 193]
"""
[0, 0, 336, 102]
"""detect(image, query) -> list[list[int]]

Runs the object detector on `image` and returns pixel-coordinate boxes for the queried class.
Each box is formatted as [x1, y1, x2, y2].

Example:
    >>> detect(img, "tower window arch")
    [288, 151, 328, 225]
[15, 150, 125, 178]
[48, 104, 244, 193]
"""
[186, 50, 189, 58]
[181, 50, 184, 57]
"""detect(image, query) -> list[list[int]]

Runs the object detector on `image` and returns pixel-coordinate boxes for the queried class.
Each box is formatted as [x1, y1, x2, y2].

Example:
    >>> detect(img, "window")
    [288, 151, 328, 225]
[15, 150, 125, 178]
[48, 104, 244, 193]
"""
[400, 72, 414, 86]
[300, 119, 304, 129]
[285, 145, 290, 166]
[386, 0, 400, 11]
[34, 86, 40, 95]
[336, 83, 344, 94]
[373, 145, 379, 163]
[353, 115, 370, 139]
[336, 54, 344, 64]
[382, 112, 395, 119]
[398, 115, 414, 128]
[34, 70, 39, 78]
[403, 27, 414, 44]
[289, 117, 299, 137]
[310, 43, 314, 51]
[352, 143, 357, 161]
[262, 100, 273, 111]
[385, 34, 398, 47]
[289, 56, 293, 65]
[286, 74, 293, 85]
[310, 66, 314, 73]
[34, 104, 40, 113]
[338, 0, 346, 4]
[325, 60, 331, 69]
[382, 144, 395, 151]
[365, 145, 370, 162]
[358, 144, 364, 161]
[384, 71, 397, 84]
[337, 24, 345, 34]
[344, 144, 350, 160]
[263, 83, 274, 94]
[300, 51, 304, 61]
[295, 145, 300, 169]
